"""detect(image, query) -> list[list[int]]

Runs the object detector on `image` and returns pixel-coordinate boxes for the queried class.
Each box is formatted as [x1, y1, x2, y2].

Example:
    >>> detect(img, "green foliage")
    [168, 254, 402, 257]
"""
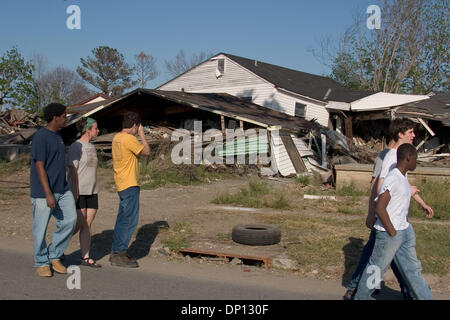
[329, 0, 449, 94]
[296, 174, 311, 186]
[212, 180, 291, 209]
[160, 223, 192, 252]
[77, 46, 136, 96]
[335, 183, 369, 197]
[140, 161, 204, 190]
[409, 178, 450, 220]
[264, 211, 449, 275]
[0, 47, 39, 112]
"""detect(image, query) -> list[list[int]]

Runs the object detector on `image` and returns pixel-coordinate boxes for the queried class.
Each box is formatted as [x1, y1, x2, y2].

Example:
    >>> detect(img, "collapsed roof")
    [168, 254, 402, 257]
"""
[65, 88, 322, 134]
[396, 92, 450, 126]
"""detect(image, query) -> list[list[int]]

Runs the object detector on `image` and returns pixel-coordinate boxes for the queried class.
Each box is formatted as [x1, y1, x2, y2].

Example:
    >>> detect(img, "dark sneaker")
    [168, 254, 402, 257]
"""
[110, 251, 139, 268]
[343, 289, 356, 300]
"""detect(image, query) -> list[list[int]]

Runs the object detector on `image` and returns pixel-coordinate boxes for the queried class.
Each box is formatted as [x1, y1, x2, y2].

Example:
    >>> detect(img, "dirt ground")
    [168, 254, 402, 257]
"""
[0, 169, 287, 261]
[1, 166, 450, 299]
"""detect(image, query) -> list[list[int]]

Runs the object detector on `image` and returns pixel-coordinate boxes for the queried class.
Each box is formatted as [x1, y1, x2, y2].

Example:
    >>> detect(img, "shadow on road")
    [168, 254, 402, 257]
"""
[65, 220, 169, 263]
[342, 237, 365, 287]
[128, 220, 169, 259]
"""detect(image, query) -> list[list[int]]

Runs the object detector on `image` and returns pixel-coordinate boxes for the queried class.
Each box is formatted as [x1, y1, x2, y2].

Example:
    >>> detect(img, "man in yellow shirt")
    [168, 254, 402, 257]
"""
[110, 112, 150, 268]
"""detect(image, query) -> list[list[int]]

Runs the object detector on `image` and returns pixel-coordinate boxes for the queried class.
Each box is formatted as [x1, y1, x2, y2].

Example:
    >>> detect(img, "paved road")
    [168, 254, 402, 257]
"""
[0, 247, 345, 300]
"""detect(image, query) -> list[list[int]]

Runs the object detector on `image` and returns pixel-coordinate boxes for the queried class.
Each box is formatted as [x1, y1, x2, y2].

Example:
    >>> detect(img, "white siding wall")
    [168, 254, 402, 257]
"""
[273, 91, 329, 126]
[160, 56, 270, 92]
[270, 132, 296, 177]
[159, 54, 330, 126]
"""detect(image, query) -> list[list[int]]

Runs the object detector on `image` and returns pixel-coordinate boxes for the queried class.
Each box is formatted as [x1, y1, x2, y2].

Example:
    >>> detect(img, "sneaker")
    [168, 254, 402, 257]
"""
[110, 251, 139, 268]
[36, 265, 52, 277]
[343, 289, 356, 300]
[50, 259, 67, 274]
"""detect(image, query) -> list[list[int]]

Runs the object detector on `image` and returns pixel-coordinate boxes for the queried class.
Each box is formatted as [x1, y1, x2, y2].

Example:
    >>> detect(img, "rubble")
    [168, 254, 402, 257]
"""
[0, 109, 44, 161]
[0, 109, 44, 135]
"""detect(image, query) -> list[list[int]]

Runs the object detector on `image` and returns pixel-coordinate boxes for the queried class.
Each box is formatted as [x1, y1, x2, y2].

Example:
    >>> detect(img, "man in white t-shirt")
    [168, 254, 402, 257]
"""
[354, 143, 433, 300]
[344, 119, 433, 300]
[366, 119, 433, 229]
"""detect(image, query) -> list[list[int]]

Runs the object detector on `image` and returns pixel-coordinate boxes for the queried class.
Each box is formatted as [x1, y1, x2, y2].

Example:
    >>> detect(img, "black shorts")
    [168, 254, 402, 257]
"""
[76, 194, 98, 210]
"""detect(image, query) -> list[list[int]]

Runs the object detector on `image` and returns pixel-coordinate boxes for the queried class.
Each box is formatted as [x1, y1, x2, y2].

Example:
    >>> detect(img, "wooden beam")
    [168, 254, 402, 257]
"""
[280, 133, 307, 173]
[344, 116, 353, 146]
[418, 117, 435, 136]
[220, 115, 226, 135]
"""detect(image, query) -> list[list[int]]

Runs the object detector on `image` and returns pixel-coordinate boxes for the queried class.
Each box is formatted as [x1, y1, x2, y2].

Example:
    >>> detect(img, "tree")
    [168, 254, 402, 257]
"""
[77, 46, 136, 97]
[407, 0, 449, 93]
[134, 51, 159, 88]
[165, 50, 212, 78]
[319, 0, 449, 94]
[32, 53, 48, 82]
[36, 67, 92, 108]
[0, 47, 39, 112]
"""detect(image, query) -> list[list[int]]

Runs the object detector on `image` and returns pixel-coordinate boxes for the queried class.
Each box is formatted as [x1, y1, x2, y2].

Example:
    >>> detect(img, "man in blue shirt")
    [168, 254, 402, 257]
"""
[30, 103, 77, 277]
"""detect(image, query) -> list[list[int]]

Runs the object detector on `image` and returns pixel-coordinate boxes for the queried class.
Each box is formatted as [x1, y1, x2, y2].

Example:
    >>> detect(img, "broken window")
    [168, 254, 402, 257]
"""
[295, 102, 306, 118]
[218, 59, 225, 73]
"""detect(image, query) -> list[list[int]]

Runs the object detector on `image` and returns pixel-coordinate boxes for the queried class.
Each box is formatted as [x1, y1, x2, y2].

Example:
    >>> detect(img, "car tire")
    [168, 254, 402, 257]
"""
[231, 224, 281, 246]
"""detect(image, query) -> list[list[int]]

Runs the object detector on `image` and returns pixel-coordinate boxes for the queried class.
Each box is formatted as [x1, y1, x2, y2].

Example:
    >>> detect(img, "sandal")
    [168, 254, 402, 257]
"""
[80, 257, 102, 268]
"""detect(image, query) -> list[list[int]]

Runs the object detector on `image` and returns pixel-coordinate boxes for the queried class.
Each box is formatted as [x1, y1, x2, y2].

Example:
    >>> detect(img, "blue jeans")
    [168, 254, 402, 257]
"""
[354, 225, 433, 300]
[31, 190, 77, 267]
[112, 186, 140, 254]
[347, 228, 411, 298]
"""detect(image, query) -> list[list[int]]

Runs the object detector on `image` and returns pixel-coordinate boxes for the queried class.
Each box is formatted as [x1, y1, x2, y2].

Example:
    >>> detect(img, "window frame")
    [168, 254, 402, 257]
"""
[295, 102, 307, 118]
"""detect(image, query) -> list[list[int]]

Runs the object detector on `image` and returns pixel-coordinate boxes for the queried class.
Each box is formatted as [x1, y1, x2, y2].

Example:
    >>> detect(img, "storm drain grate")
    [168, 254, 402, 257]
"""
[177, 248, 272, 267]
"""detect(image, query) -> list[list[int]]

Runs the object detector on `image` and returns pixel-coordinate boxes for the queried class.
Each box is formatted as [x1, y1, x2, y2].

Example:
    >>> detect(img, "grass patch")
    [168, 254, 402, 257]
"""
[260, 213, 449, 276]
[296, 174, 311, 186]
[414, 223, 450, 275]
[212, 180, 291, 209]
[264, 192, 291, 210]
[335, 182, 369, 197]
[0, 155, 30, 201]
[409, 178, 450, 220]
[337, 205, 365, 215]
[159, 223, 193, 252]
[140, 157, 236, 190]
[140, 162, 202, 189]
[0, 154, 30, 178]
[336, 197, 366, 215]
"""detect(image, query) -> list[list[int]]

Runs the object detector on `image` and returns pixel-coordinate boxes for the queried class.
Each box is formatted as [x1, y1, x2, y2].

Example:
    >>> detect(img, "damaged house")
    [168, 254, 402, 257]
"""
[158, 52, 373, 128]
[1, 53, 447, 187]
[62, 88, 329, 178]
[158, 53, 449, 164]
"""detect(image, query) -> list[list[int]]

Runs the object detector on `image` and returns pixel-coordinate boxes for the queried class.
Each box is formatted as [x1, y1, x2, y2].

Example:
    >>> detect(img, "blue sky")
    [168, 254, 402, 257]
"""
[0, 0, 374, 89]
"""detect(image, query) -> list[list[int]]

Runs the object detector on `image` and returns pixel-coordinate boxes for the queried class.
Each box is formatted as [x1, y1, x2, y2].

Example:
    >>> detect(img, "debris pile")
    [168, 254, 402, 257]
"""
[0, 109, 44, 135]
[328, 133, 449, 167]
[0, 109, 44, 161]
